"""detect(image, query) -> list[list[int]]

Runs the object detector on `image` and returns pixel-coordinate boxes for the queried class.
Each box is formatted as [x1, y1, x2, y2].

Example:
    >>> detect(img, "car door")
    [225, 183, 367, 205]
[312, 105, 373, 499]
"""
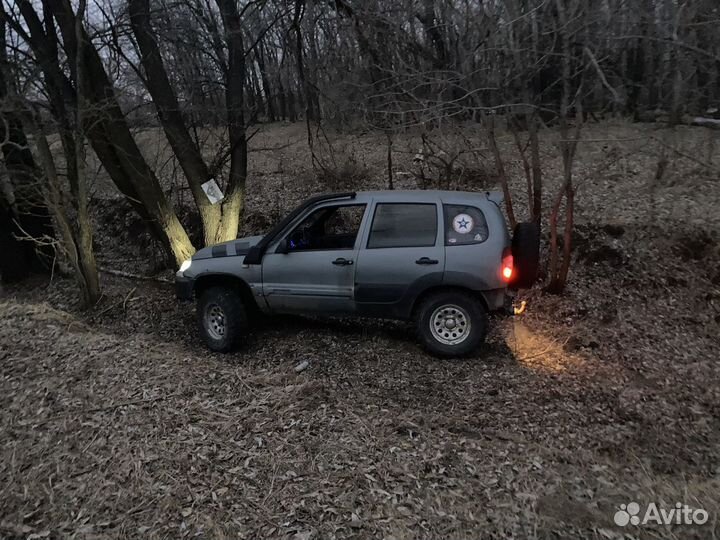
[354, 200, 445, 318]
[261, 202, 368, 315]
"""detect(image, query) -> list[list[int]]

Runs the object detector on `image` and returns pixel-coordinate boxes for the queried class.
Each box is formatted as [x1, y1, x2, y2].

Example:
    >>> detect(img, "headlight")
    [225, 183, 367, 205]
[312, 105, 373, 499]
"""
[179, 259, 192, 273]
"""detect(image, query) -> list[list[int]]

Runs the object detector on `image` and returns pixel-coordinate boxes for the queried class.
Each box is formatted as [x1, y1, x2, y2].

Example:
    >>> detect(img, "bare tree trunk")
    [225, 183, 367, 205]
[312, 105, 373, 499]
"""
[277, 74, 287, 120]
[306, 3, 322, 119]
[483, 114, 517, 228]
[386, 131, 394, 190]
[130, 0, 244, 247]
[287, 84, 298, 122]
[35, 130, 90, 305]
[667, 0, 685, 125]
[650, 127, 673, 224]
[215, 0, 247, 243]
[641, 0, 658, 112]
[556, 159, 576, 289]
[256, 43, 276, 122]
[546, 183, 564, 293]
[546, 0, 581, 294]
[73, 0, 99, 306]
[529, 113, 543, 226]
[509, 122, 533, 215]
[292, 0, 317, 164]
[292, 0, 319, 123]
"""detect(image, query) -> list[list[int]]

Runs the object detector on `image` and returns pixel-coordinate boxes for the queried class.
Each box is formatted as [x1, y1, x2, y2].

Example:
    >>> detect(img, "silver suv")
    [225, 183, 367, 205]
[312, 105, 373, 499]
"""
[176, 191, 539, 357]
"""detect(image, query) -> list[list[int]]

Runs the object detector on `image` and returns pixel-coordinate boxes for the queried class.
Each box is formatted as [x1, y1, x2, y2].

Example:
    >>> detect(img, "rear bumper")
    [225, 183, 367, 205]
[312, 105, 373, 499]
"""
[175, 276, 194, 301]
[484, 289, 515, 316]
[482, 288, 510, 313]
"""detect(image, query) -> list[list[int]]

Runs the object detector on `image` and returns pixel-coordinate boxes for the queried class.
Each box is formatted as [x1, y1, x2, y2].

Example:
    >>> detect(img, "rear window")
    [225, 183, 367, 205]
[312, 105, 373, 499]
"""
[367, 203, 437, 248]
[444, 205, 488, 245]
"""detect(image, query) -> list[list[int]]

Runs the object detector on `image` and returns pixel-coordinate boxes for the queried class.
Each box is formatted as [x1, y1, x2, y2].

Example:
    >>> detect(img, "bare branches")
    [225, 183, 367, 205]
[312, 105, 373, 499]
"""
[3, 0, 720, 293]
[583, 46, 621, 106]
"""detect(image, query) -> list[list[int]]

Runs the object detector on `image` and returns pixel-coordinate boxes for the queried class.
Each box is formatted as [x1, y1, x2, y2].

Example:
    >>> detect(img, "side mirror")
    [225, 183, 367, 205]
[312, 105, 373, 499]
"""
[276, 238, 289, 254]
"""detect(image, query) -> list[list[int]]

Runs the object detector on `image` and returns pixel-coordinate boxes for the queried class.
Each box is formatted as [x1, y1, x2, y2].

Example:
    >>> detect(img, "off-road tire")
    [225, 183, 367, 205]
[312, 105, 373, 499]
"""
[197, 286, 248, 352]
[511, 221, 541, 289]
[415, 290, 488, 358]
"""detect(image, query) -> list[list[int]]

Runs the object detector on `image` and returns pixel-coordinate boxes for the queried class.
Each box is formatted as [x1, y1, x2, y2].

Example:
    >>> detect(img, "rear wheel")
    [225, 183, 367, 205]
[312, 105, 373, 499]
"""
[197, 286, 247, 352]
[415, 291, 488, 358]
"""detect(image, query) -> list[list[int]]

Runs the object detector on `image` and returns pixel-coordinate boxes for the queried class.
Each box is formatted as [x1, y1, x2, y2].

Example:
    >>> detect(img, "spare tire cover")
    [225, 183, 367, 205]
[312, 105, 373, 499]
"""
[510, 222, 540, 289]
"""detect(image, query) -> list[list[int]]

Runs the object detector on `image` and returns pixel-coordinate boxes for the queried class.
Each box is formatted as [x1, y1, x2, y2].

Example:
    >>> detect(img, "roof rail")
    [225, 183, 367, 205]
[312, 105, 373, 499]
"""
[304, 191, 356, 205]
[243, 191, 356, 264]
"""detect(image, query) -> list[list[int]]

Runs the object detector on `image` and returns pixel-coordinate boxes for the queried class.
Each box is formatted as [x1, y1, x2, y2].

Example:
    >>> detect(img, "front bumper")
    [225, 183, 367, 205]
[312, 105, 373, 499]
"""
[175, 275, 194, 301]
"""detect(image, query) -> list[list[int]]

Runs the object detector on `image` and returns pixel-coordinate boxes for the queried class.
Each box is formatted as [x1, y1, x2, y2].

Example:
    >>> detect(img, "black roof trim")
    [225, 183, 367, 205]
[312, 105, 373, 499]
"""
[244, 192, 356, 265]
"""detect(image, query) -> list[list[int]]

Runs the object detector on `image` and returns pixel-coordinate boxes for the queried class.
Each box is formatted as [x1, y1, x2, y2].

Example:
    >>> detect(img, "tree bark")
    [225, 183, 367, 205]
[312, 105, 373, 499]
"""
[292, 0, 318, 123]
[529, 113, 542, 226]
[484, 114, 517, 228]
[131, 0, 252, 246]
[129, 0, 230, 246]
[214, 0, 248, 244]
[256, 43, 276, 122]
[73, 0, 99, 306]
[42, 0, 195, 266]
[386, 132, 394, 190]
[546, 0, 580, 294]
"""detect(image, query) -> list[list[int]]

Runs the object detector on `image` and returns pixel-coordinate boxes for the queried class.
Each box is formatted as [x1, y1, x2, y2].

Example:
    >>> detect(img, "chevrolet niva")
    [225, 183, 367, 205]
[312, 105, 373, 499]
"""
[176, 190, 539, 357]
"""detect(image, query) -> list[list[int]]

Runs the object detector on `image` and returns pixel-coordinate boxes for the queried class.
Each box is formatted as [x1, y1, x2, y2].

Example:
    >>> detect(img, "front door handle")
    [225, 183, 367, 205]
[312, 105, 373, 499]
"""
[332, 257, 354, 266]
[415, 257, 439, 265]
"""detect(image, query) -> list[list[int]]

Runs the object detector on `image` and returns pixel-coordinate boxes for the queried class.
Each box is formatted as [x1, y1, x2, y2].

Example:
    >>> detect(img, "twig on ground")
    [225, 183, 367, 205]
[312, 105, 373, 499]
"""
[96, 287, 138, 317]
[122, 287, 137, 311]
[100, 268, 172, 283]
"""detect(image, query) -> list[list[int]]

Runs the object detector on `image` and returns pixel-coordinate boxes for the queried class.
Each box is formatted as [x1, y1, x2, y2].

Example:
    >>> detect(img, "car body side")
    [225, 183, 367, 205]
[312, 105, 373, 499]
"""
[176, 190, 510, 320]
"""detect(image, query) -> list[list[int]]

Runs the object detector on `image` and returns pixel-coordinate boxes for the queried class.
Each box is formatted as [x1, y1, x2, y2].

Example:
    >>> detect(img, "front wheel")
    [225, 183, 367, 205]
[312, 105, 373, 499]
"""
[197, 286, 248, 352]
[415, 291, 488, 358]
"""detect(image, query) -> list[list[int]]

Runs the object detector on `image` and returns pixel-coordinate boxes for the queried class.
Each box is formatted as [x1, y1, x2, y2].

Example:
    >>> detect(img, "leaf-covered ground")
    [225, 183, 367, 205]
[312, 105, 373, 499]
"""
[1, 121, 719, 538]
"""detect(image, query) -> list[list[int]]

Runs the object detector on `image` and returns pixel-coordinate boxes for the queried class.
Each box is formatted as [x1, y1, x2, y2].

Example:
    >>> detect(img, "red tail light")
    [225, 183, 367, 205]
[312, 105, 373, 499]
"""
[502, 247, 514, 282]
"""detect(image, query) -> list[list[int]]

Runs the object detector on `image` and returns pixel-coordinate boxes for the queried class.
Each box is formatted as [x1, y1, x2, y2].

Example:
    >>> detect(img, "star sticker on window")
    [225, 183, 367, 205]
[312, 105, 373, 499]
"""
[457, 218, 470, 230]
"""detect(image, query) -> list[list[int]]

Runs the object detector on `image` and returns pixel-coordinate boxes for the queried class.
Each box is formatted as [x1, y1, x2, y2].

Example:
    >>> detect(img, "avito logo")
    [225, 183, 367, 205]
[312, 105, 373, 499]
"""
[614, 501, 709, 527]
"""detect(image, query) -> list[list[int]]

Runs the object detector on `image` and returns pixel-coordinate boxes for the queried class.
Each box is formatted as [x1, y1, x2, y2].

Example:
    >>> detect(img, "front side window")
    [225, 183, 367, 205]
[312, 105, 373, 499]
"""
[367, 203, 437, 249]
[286, 204, 366, 251]
[444, 205, 488, 245]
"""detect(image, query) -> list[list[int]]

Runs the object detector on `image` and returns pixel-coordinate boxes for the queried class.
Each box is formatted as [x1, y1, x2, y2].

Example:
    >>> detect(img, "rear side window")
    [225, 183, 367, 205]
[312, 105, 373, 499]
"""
[367, 203, 437, 248]
[444, 205, 488, 245]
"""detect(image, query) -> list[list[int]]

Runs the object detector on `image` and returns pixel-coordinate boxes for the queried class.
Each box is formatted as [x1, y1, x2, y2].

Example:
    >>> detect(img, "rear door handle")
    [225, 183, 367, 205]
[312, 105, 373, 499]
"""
[332, 258, 354, 266]
[415, 257, 439, 265]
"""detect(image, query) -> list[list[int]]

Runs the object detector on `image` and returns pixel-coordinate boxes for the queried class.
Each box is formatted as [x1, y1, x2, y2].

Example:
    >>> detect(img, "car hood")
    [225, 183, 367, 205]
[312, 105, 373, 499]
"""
[192, 234, 264, 260]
